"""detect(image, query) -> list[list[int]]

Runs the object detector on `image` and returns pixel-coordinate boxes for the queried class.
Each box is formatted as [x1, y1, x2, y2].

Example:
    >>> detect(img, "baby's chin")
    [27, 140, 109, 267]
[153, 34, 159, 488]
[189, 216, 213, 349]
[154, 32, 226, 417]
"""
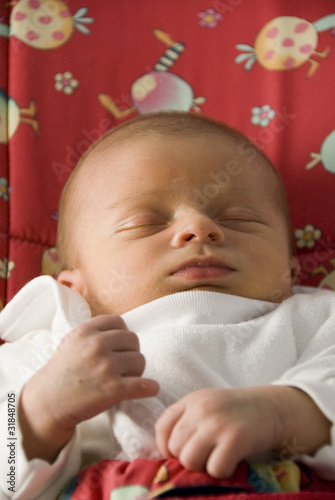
[88, 285, 292, 316]
[87, 287, 224, 316]
[169, 285, 293, 304]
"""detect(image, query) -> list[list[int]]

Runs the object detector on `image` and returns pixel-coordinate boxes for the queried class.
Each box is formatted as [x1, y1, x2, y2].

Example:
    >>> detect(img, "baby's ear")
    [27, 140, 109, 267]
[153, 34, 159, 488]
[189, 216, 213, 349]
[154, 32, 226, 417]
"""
[57, 269, 86, 295]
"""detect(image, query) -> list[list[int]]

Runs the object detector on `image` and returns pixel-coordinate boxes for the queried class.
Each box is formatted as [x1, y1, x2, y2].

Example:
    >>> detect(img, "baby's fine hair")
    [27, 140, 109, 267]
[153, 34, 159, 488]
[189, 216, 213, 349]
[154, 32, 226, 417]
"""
[57, 111, 293, 270]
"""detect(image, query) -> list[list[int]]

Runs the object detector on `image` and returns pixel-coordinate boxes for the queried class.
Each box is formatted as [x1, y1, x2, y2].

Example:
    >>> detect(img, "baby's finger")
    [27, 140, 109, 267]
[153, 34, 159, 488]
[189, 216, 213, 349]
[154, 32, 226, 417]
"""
[112, 351, 146, 377]
[206, 435, 246, 479]
[117, 376, 160, 403]
[105, 329, 140, 352]
[84, 314, 128, 332]
[155, 402, 185, 458]
[177, 432, 214, 473]
[166, 416, 198, 459]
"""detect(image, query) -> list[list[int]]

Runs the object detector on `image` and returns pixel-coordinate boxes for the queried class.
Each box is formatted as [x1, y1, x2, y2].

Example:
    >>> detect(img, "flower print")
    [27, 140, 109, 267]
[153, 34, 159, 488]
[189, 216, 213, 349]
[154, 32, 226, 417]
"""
[54, 71, 79, 95]
[0, 178, 10, 201]
[0, 258, 15, 279]
[192, 96, 207, 112]
[294, 224, 322, 249]
[251, 105, 276, 127]
[198, 8, 223, 28]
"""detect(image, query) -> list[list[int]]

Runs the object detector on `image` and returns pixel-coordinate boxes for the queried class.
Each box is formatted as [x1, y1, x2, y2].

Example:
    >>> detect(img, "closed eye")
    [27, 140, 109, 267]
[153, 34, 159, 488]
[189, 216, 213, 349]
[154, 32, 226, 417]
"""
[215, 213, 267, 230]
[114, 216, 168, 235]
[217, 218, 261, 224]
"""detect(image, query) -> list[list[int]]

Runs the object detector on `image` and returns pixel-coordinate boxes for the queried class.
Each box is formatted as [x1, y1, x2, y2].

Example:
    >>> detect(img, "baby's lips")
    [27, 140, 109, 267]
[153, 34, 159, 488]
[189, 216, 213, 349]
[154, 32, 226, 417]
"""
[171, 256, 234, 274]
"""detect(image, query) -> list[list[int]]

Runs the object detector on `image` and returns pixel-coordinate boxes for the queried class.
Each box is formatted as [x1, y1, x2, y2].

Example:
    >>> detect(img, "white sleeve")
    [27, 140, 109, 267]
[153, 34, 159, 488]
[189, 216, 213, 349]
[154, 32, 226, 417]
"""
[0, 400, 81, 500]
[272, 292, 335, 479]
[0, 277, 94, 498]
[274, 372, 335, 479]
[0, 335, 83, 499]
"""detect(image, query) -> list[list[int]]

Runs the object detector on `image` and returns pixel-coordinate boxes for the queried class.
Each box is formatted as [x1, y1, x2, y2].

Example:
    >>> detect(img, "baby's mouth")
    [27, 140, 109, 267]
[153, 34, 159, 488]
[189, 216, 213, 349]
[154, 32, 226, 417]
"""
[171, 258, 234, 280]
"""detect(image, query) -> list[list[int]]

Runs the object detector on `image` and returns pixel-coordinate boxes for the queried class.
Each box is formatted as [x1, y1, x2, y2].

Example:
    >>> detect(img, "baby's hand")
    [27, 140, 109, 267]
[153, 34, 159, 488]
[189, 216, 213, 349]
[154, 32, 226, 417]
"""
[19, 315, 159, 461]
[156, 386, 331, 479]
[155, 387, 283, 478]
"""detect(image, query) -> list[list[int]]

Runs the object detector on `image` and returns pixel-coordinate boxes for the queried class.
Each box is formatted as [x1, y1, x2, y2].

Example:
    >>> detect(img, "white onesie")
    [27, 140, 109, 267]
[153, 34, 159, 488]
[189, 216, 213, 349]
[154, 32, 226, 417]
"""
[1, 276, 335, 500]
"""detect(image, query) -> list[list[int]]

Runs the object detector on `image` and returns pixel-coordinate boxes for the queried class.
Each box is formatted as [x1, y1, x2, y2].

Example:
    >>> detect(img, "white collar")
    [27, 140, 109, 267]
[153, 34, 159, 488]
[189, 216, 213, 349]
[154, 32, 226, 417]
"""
[122, 291, 277, 332]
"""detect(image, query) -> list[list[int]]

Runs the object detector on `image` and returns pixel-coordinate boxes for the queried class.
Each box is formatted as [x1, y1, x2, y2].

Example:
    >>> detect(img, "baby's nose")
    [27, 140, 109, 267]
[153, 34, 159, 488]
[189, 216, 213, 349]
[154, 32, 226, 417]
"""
[172, 212, 224, 247]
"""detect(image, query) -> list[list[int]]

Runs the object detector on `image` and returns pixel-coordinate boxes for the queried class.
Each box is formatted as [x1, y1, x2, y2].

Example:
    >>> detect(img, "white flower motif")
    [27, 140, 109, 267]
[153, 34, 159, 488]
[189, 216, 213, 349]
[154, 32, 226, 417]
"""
[192, 96, 206, 112]
[251, 105, 276, 127]
[294, 224, 322, 249]
[54, 72, 79, 95]
[0, 258, 15, 280]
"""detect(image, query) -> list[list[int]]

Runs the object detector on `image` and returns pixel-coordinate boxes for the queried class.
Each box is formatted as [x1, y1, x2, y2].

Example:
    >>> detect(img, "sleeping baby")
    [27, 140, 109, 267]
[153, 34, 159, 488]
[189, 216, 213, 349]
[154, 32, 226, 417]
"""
[1, 111, 335, 499]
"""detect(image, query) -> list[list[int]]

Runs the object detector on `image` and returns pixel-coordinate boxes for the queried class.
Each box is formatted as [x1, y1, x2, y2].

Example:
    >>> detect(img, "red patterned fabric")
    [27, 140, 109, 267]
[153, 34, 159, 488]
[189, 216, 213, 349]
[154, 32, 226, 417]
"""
[1, 1, 335, 495]
[58, 458, 335, 499]
[1, 0, 335, 306]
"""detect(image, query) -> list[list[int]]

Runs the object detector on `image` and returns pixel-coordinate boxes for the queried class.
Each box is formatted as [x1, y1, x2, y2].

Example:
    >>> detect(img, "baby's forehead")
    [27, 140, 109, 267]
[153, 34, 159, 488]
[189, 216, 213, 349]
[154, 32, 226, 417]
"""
[78, 130, 281, 203]
[82, 128, 247, 174]
[81, 130, 274, 184]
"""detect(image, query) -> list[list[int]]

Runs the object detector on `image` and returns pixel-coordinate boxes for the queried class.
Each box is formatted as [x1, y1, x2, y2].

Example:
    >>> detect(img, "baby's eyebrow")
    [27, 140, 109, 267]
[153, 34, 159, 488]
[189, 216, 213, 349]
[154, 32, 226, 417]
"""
[107, 191, 164, 210]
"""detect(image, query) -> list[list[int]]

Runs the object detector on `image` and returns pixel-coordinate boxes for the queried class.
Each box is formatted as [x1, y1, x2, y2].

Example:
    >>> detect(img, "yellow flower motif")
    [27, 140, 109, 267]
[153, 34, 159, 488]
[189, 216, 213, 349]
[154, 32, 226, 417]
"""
[294, 224, 322, 249]
[54, 71, 79, 95]
[0, 258, 15, 279]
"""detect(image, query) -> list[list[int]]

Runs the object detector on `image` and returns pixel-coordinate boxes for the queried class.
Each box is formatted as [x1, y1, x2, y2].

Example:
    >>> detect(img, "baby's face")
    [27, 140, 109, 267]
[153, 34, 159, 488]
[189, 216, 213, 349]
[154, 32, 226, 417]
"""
[60, 133, 297, 315]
